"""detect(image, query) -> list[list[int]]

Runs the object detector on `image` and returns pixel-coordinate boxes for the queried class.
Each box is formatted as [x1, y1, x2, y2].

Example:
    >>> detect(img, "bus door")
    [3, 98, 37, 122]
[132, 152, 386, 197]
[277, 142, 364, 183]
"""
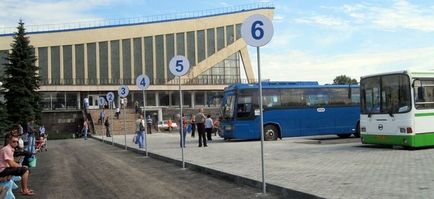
[303, 90, 334, 135]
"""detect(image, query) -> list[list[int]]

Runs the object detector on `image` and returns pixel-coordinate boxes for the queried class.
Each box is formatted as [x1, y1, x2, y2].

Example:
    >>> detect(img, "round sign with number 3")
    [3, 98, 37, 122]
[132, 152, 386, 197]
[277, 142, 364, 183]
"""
[118, 85, 129, 98]
[241, 14, 274, 47]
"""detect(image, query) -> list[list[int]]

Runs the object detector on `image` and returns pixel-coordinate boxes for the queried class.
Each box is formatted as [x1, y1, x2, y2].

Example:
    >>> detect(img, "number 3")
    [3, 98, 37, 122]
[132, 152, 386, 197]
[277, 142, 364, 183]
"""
[121, 88, 125, 94]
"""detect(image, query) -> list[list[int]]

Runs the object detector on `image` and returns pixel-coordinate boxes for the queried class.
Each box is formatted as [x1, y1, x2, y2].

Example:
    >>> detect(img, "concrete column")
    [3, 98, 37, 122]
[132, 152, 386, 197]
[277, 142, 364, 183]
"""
[60, 45, 64, 84]
[191, 91, 195, 108]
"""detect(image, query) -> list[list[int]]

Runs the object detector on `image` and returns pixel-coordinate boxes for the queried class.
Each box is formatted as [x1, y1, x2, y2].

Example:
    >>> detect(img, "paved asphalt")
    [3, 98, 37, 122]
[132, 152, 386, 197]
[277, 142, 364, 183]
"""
[17, 139, 280, 199]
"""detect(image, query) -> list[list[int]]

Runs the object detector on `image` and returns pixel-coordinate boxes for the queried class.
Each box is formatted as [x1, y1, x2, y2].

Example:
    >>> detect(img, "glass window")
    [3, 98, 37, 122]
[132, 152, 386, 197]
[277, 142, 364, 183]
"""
[197, 30, 205, 62]
[361, 74, 411, 114]
[351, 87, 360, 105]
[166, 34, 175, 81]
[40, 92, 52, 110]
[187, 31, 196, 66]
[236, 24, 242, 40]
[195, 92, 205, 106]
[74, 45, 84, 84]
[66, 92, 78, 109]
[263, 89, 281, 108]
[159, 92, 170, 106]
[176, 33, 185, 56]
[51, 46, 60, 84]
[206, 28, 215, 57]
[144, 37, 153, 83]
[38, 47, 48, 84]
[146, 92, 156, 106]
[226, 25, 234, 45]
[236, 89, 257, 119]
[328, 88, 350, 106]
[183, 92, 191, 107]
[133, 38, 142, 79]
[99, 41, 108, 84]
[222, 95, 235, 120]
[122, 39, 131, 84]
[63, 45, 73, 84]
[414, 79, 434, 109]
[217, 27, 225, 51]
[155, 35, 164, 84]
[87, 43, 97, 85]
[305, 88, 329, 107]
[110, 41, 120, 84]
[281, 89, 305, 107]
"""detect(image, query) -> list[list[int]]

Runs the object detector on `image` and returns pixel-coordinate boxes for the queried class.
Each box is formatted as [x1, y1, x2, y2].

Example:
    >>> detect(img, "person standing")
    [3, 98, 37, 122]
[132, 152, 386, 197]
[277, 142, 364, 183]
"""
[99, 109, 105, 125]
[167, 118, 173, 133]
[176, 114, 187, 148]
[83, 118, 89, 140]
[115, 107, 120, 119]
[104, 117, 111, 137]
[205, 115, 213, 141]
[196, 108, 207, 147]
[39, 125, 46, 138]
[134, 101, 139, 114]
[26, 120, 36, 154]
[146, 115, 153, 134]
[135, 115, 145, 148]
[190, 114, 196, 138]
[0, 134, 35, 195]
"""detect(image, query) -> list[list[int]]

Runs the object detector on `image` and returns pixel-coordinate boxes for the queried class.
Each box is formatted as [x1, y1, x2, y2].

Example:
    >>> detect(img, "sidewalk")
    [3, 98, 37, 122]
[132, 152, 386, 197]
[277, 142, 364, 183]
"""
[93, 132, 434, 199]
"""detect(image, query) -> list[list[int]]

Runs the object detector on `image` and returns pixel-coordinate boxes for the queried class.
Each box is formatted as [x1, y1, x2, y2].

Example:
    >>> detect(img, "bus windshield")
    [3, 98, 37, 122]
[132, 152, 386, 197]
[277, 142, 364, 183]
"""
[361, 74, 411, 114]
[222, 95, 235, 120]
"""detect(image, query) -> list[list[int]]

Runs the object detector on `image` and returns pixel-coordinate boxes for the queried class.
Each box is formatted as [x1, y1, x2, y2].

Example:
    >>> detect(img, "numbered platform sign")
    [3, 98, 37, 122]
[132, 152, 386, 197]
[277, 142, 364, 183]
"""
[98, 97, 106, 107]
[118, 85, 129, 98]
[136, 74, 150, 90]
[169, 55, 190, 77]
[106, 92, 115, 103]
[241, 14, 274, 47]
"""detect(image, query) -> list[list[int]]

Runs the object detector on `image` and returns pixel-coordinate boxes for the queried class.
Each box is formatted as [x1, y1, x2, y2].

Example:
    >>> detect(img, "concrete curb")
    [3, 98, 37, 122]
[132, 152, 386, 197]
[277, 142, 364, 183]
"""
[91, 135, 322, 199]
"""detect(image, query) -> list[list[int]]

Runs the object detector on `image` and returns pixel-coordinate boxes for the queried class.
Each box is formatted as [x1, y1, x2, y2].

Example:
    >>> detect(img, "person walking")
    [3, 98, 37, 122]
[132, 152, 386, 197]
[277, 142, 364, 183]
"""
[196, 108, 207, 147]
[135, 115, 145, 148]
[99, 109, 105, 125]
[83, 118, 89, 140]
[104, 117, 111, 137]
[205, 115, 213, 141]
[177, 114, 187, 148]
[167, 118, 173, 133]
[146, 115, 153, 134]
[190, 114, 196, 138]
[115, 107, 120, 119]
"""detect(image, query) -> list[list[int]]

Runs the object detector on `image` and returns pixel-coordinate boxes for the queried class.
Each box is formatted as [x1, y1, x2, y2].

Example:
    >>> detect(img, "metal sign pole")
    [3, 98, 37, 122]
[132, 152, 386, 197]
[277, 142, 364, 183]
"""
[143, 89, 148, 156]
[111, 101, 114, 145]
[124, 99, 127, 150]
[258, 46, 266, 194]
[180, 76, 185, 168]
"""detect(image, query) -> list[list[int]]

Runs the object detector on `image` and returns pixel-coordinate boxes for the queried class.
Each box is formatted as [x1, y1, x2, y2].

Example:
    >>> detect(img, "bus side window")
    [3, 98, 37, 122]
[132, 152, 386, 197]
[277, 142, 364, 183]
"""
[417, 87, 425, 102]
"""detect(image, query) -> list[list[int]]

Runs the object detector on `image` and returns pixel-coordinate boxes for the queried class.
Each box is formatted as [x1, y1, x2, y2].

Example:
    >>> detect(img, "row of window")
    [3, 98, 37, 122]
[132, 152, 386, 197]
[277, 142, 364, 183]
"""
[237, 88, 360, 110]
[31, 24, 242, 85]
[40, 91, 223, 110]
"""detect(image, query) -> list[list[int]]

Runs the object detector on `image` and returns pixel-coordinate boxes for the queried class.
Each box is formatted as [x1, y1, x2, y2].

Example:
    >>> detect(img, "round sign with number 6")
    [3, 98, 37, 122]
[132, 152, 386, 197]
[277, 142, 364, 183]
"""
[169, 55, 190, 77]
[118, 85, 129, 98]
[241, 14, 274, 47]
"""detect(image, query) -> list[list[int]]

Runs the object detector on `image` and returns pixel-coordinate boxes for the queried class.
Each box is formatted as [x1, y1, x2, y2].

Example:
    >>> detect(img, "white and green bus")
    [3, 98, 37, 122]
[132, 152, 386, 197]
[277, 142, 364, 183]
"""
[360, 70, 434, 148]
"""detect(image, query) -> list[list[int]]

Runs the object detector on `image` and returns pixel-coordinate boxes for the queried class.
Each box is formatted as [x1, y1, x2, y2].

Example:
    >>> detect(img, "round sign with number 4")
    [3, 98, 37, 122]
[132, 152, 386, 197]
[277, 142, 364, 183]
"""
[118, 85, 129, 98]
[136, 74, 150, 90]
[241, 14, 274, 47]
[169, 55, 190, 77]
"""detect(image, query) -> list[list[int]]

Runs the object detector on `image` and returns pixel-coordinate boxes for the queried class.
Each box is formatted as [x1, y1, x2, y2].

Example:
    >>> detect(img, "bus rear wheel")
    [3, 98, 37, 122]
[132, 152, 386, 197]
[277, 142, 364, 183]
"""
[264, 125, 278, 141]
[353, 122, 360, 138]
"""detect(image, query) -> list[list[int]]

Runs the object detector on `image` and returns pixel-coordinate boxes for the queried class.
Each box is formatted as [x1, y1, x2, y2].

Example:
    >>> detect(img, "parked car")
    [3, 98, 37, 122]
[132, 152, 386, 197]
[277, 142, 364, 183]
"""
[157, 120, 178, 131]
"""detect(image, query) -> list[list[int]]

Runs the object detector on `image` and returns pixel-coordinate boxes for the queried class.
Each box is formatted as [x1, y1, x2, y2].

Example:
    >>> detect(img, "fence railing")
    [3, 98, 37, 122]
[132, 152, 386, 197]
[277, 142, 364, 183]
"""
[40, 77, 252, 86]
[0, 3, 274, 36]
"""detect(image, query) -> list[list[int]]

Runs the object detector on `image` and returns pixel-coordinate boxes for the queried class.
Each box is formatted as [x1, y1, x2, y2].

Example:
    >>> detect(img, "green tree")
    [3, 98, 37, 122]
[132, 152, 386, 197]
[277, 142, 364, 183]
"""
[333, 75, 358, 85]
[2, 20, 41, 125]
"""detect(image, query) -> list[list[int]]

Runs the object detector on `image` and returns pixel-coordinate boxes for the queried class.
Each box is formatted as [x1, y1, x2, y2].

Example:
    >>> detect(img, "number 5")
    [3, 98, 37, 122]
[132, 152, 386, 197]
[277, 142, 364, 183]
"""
[176, 60, 183, 72]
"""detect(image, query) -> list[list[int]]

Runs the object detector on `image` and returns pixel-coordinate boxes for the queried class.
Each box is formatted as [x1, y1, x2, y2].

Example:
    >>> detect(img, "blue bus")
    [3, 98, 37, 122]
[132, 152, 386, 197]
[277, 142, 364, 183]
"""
[219, 81, 360, 140]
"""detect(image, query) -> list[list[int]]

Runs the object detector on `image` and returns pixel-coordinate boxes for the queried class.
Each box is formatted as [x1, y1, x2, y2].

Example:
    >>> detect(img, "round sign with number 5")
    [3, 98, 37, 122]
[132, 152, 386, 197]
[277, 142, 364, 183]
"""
[118, 85, 129, 98]
[136, 74, 150, 90]
[169, 55, 190, 77]
[241, 14, 274, 47]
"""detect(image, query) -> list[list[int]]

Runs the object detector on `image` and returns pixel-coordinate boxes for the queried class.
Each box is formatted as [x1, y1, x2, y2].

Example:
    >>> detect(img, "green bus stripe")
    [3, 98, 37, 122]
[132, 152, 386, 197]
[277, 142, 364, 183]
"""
[415, 113, 434, 117]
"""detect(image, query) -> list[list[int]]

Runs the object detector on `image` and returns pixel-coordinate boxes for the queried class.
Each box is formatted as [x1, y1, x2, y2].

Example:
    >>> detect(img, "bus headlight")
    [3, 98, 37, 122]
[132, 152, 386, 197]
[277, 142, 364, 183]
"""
[224, 125, 233, 131]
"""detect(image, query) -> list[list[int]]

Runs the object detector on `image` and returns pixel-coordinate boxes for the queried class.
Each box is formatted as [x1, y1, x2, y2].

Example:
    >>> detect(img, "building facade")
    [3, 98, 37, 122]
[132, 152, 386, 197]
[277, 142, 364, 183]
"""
[0, 4, 274, 121]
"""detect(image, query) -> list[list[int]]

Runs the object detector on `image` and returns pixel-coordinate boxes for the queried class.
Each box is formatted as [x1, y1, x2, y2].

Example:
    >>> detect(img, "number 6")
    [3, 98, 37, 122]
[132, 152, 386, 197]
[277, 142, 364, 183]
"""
[251, 20, 264, 40]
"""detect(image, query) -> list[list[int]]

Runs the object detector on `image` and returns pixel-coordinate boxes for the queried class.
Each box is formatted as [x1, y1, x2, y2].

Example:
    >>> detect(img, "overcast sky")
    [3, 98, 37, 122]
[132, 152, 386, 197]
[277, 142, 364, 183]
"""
[1, 0, 434, 84]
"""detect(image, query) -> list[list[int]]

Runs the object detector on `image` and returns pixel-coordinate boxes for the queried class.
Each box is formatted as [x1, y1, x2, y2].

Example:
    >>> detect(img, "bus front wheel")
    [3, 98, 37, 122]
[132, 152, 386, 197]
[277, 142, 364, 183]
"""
[264, 125, 278, 141]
